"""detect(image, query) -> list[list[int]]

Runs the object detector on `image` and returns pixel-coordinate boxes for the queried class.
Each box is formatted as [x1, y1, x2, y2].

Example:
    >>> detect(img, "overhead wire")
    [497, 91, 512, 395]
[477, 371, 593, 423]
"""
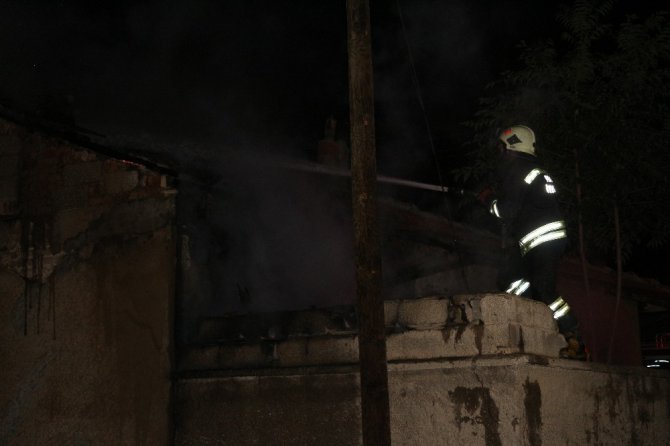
[394, 0, 471, 293]
[394, 0, 446, 193]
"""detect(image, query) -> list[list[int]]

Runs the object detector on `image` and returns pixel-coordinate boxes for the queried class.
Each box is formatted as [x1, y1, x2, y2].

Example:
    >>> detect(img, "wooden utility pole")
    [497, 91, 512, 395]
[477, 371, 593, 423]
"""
[346, 0, 392, 445]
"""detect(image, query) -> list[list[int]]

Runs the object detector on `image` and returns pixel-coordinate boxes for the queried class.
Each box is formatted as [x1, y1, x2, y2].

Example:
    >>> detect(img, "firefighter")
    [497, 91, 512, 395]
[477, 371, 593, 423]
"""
[478, 125, 587, 360]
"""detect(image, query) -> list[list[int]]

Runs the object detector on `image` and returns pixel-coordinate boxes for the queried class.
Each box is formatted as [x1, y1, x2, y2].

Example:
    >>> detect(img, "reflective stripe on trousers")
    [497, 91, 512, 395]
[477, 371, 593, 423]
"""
[519, 220, 567, 255]
[548, 296, 570, 320]
[506, 279, 530, 295]
[506, 281, 571, 321]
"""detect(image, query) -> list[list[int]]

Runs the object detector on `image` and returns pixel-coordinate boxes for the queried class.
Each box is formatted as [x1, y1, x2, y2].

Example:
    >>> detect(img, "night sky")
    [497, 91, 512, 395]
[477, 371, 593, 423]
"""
[1, 0, 668, 282]
[0, 1, 568, 178]
[0, 1, 662, 170]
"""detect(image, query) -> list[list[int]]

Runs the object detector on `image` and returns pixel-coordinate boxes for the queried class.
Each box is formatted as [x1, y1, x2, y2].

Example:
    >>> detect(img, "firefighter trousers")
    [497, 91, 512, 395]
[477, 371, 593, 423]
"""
[498, 237, 579, 334]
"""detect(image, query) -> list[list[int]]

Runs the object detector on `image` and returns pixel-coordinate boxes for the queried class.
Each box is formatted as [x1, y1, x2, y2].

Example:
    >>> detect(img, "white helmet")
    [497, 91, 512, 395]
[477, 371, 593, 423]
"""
[499, 125, 536, 156]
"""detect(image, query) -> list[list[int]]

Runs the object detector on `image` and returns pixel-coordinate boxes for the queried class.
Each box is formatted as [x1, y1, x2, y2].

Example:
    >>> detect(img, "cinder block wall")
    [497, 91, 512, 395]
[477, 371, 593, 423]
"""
[176, 357, 670, 446]
[0, 117, 176, 446]
[175, 295, 670, 446]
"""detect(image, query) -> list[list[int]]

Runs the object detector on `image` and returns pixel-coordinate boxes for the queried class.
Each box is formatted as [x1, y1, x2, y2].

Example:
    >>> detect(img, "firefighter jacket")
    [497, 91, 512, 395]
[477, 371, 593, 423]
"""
[487, 151, 567, 255]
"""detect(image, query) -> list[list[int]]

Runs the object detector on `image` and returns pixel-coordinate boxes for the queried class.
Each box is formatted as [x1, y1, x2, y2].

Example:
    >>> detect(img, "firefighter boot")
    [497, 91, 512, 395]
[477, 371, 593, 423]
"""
[560, 332, 589, 361]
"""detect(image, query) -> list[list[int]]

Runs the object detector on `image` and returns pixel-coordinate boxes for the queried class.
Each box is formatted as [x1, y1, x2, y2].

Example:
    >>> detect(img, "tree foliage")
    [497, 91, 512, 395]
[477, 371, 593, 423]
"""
[458, 0, 670, 265]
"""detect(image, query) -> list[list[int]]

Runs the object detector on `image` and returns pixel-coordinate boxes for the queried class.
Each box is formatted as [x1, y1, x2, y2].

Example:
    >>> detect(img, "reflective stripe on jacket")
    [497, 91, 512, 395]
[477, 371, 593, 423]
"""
[487, 152, 566, 252]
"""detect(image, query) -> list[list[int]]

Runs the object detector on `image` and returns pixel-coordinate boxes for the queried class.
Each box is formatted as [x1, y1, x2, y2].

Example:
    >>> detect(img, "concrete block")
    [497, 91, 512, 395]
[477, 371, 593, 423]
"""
[180, 344, 269, 371]
[518, 324, 567, 357]
[188, 323, 490, 370]
[478, 293, 515, 324]
[479, 293, 555, 329]
[384, 296, 450, 329]
[185, 294, 569, 373]
[515, 296, 557, 328]
[452, 294, 483, 324]
[276, 335, 359, 367]
[197, 307, 358, 344]
[387, 327, 480, 360]
[181, 335, 361, 371]
[279, 307, 356, 337]
[478, 323, 566, 357]
[478, 322, 522, 355]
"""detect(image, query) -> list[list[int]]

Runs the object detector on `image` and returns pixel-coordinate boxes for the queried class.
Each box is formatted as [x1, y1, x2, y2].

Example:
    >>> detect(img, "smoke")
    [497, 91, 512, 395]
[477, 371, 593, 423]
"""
[0, 1, 568, 342]
[177, 150, 356, 340]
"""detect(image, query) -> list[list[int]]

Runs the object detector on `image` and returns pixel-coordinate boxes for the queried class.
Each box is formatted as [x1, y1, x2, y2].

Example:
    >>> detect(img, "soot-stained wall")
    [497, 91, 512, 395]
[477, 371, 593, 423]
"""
[0, 117, 176, 445]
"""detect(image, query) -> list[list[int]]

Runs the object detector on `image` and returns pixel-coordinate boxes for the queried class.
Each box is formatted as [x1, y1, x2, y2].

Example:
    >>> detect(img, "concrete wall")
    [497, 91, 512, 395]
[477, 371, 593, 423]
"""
[175, 295, 670, 445]
[389, 357, 669, 446]
[176, 357, 670, 446]
[0, 117, 176, 445]
[177, 372, 363, 446]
